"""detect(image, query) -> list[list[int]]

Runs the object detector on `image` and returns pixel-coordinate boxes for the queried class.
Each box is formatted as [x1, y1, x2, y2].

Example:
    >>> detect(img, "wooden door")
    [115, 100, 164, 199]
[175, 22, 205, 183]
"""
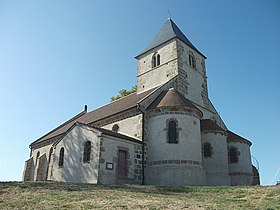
[118, 150, 127, 177]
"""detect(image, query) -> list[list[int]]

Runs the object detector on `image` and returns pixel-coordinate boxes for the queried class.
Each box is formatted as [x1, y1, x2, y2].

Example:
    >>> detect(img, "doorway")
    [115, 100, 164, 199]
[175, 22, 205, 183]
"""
[118, 150, 127, 177]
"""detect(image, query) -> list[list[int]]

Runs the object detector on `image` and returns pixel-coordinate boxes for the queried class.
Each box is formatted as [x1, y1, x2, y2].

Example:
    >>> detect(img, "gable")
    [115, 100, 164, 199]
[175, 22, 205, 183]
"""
[54, 122, 142, 148]
[30, 88, 156, 147]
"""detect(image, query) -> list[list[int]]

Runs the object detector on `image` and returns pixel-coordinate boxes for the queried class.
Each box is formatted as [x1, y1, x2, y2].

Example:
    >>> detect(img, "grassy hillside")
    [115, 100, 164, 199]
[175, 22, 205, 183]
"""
[0, 182, 279, 209]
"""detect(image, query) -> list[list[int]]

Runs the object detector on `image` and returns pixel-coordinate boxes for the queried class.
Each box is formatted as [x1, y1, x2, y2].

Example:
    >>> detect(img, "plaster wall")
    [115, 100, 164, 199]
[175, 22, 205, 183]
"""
[26, 144, 53, 181]
[35, 153, 48, 181]
[102, 114, 142, 139]
[228, 142, 253, 185]
[98, 136, 141, 185]
[201, 132, 231, 185]
[31, 144, 53, 165]
[22, 157, 35, 181]
[146, 165, 206, 186]
[51, 125, 100, 183]
[145, 111, 206, 185]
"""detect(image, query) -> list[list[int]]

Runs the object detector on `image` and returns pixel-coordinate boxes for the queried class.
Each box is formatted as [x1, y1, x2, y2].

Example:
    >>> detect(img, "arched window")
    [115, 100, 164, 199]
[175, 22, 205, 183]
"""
[58, 147, 64, 167]
[35, 151, 40, 166]
[48, 147, 53, 163]
[152, 54, 157, 68]
[83, 141, 91, 163]
[157, 54, 160, 66]
[168, 120, 178, 143]
[112, 124, 119, 132]
[152, 53, 160, 68]
[203, 143, 212, 158]
[189, 53, 196, 68]
[229, 147, 238, 163]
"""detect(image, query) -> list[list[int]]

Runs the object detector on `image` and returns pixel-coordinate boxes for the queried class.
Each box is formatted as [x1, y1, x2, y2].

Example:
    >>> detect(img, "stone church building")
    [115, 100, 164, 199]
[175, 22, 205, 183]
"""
[23, 19, 258, 186]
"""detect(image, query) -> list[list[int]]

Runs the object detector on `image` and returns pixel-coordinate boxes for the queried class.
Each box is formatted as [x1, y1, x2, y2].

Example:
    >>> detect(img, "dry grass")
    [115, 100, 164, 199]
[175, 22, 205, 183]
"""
[0, 182, 279, 209]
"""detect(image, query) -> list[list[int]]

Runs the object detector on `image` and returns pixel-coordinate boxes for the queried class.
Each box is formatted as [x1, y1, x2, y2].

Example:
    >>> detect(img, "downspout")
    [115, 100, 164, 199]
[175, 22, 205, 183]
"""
[137, 104, 145, 185]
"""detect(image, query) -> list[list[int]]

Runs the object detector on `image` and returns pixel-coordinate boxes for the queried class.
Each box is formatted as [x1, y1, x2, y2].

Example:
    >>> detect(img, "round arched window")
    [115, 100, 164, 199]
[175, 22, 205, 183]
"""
[112, 124, 119, 132]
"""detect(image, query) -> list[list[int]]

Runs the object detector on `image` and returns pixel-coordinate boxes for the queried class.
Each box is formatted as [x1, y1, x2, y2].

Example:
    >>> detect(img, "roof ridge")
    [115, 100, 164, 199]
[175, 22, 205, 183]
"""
[86, 88, 151, 115]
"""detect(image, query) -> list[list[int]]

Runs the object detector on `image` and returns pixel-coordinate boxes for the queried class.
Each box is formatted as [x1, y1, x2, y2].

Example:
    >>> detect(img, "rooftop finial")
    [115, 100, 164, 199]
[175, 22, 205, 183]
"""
[84, 104, 88, 112]
[167, 10, 172, 20]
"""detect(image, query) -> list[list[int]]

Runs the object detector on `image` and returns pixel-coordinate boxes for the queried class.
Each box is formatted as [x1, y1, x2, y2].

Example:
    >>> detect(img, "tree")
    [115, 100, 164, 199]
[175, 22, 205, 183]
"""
[110, 85, 137, 102]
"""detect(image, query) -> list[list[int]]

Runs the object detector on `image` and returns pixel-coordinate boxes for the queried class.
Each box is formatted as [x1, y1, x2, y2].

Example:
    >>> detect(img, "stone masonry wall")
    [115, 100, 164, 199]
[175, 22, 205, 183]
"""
[137, 39, 178, 94]
[92, 108, 142, 139]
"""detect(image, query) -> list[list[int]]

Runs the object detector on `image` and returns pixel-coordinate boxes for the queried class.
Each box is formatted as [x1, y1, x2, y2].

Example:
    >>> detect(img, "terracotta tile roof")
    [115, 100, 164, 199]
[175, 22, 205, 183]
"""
[227, 131, 252, 146]
[147, 88, 202, 115]
[200, 119, 225, 132]
[30, 88, 156, 146]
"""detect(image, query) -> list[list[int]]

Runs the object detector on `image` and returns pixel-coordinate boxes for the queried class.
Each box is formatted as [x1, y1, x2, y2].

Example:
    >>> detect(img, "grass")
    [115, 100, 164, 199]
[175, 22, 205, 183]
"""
[0, 182, 279, 209]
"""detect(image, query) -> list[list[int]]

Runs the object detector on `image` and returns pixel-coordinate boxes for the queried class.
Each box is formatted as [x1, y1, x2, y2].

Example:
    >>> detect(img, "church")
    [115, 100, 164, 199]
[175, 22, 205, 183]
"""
[23, 19, 259, 186]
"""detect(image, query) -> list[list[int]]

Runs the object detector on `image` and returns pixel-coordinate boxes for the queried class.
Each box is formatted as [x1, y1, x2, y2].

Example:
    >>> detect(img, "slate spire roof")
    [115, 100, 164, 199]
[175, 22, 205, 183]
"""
[136, 18, 205, 58]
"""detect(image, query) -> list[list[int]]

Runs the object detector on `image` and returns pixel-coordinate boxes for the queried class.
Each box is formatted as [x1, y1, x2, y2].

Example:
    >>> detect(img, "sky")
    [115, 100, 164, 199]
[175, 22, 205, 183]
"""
[0, 0, 279, 186]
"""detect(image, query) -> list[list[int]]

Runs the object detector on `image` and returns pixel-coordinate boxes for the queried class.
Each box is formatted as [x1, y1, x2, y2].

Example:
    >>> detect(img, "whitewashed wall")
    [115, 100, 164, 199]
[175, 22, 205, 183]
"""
[145, 110, 206, 186]
[202, 132, 231, 185]
[98, 136, 141, 185]
[51, 125, 100, 183]
[24, 143, 53, 181]
[102, 114, 142, 139]
[228, 141, 253, 185]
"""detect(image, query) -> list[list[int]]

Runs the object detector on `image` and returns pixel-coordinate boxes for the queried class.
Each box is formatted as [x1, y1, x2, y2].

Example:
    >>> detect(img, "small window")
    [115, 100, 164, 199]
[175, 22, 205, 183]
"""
[83, 141, 91, 163]
[152, 53, 160, 68]
[157, 54, 160, 66]
[112, 124, 119, 132]
[189, 53, 196, 68]
[168, 120, 178, 143]
[152, 54, 157, 68]
[203, 143, 212, 158]
[58, 147, 64, 167]
[229, 147, 238, 163]
[35, 151, 40, 166]
[48, 147, 53, 163]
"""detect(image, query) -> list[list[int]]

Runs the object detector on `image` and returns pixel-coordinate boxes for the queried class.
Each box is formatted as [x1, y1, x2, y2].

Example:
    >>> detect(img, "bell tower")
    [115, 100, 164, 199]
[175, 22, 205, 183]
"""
[135, 19, 209, 109]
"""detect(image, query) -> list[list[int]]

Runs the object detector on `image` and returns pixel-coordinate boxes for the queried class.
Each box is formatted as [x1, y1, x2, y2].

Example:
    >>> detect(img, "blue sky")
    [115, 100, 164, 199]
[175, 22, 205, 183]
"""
[0, 0, 279, 185]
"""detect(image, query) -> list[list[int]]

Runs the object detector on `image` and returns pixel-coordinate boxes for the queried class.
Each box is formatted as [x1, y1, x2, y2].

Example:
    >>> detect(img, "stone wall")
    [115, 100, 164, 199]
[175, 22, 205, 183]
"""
[145, 107, 206, 186]
[227, 141, 254, 185]
[101, 112, 142, 139]
[22, 157, 34, 181]
[201, 131, 231, 185]
[51, 125, 100, 183]
[98, 136, 142, 185]
[137, 39, 178, 94]
[35, 153, 48, 181]
[25, 143, 53, 181]
[176, 39, 206, 107]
